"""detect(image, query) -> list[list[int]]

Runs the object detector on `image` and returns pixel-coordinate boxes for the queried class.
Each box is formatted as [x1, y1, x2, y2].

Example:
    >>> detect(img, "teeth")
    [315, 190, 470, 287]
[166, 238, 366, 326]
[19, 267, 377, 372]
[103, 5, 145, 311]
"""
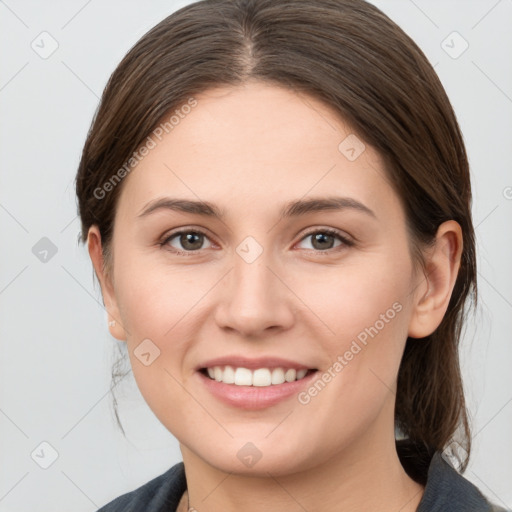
[223, 365, 235, 384]
[234, 367, 252, 386]
[204, 366, 311, 386]
[296, 369, 307, 380]
[253, 368, 272, 387]
[271, 368, 285, 385]
[285, 369, 296, 382]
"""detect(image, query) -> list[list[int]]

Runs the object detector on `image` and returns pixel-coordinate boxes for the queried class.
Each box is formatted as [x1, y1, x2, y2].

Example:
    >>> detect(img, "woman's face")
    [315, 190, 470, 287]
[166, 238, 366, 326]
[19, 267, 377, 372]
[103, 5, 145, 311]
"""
[95, 81, 428, 475]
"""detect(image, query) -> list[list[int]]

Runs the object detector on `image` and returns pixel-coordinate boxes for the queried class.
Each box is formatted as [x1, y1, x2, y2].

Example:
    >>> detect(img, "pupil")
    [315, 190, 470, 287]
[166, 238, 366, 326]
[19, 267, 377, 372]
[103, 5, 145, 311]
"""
[181, 232, 202, 250]
[313, 233, 333, 250]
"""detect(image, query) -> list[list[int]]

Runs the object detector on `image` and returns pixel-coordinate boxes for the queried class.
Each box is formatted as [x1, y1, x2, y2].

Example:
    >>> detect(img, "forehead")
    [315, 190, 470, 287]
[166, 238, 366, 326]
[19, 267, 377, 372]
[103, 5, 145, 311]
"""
[116, 82, 401, 222]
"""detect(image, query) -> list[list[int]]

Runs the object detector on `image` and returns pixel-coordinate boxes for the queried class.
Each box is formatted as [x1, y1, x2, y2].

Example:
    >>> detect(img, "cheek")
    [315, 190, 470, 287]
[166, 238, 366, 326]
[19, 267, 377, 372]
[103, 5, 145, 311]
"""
[295, 251, 412, 404]
[294, 296, 409, 458]
[115, 251, 209, 341]
[117, 269, 196, 428]
[297, 251, 412, 343]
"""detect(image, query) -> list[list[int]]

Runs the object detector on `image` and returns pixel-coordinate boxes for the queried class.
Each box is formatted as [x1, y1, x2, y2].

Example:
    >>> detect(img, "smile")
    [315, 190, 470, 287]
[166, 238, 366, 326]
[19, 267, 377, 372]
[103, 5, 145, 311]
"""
[201, 366, 315, 386]
[197, 366, 319, 410]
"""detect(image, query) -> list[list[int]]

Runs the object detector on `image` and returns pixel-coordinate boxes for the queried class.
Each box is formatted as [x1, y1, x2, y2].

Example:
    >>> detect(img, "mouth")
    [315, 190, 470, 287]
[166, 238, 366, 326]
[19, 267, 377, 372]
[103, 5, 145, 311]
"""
[195, 356, 320, 409]
[199, 366, 317, 387]
[197, 365, 319, 409]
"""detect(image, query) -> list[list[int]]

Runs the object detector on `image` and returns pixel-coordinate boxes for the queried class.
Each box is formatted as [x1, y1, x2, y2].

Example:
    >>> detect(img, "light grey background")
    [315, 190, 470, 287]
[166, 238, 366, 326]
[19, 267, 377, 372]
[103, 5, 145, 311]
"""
[0, 0, 511, 510]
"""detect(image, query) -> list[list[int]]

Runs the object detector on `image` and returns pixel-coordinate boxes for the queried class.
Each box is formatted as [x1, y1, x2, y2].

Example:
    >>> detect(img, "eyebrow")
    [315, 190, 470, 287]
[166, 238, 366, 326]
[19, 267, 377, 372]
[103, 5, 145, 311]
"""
[137, 196, 376, 220]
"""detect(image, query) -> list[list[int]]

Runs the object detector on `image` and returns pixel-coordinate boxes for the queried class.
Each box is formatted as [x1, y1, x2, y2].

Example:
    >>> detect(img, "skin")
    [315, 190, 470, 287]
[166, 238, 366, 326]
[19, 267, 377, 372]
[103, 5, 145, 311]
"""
[88, 80, 463, 512]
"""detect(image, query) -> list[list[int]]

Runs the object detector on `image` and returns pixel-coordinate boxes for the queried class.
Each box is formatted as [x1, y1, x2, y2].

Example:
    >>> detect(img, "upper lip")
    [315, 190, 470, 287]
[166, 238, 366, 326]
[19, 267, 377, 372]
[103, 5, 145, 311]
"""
[197, 356, 316, 371]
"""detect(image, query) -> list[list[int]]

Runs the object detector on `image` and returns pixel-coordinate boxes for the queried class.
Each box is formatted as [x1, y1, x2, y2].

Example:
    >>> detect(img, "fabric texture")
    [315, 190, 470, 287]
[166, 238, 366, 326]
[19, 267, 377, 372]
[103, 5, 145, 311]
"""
[97, 462, 187, 512]
[96, 452, 510, 511]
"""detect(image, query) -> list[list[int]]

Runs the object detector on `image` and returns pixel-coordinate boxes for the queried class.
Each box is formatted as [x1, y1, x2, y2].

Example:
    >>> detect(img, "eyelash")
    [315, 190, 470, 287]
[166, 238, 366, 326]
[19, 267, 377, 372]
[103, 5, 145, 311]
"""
[159, 227, 354, 256]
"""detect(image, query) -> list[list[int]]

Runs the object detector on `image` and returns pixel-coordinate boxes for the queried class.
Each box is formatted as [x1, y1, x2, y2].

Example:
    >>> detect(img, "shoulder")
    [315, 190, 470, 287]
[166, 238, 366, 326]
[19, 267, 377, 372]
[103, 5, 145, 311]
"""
[96, 461, 187, 512]
[417, 452, 510, 512]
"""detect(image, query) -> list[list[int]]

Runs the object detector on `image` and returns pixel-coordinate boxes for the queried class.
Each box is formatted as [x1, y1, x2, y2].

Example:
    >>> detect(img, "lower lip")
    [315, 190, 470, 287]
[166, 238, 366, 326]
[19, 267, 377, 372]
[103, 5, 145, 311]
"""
[197, 370, 318, 410]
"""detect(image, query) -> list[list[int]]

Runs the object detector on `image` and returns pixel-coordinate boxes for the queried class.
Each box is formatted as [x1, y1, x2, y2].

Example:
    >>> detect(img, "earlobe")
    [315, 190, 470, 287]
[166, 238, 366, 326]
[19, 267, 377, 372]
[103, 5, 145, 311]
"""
[407, 220, 463, 339]
[87, 226, 127, 341]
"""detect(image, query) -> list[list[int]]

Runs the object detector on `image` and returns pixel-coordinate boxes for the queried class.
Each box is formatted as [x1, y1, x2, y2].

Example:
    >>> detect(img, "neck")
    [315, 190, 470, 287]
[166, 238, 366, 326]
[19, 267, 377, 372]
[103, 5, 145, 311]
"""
[179, 419, 424, 512]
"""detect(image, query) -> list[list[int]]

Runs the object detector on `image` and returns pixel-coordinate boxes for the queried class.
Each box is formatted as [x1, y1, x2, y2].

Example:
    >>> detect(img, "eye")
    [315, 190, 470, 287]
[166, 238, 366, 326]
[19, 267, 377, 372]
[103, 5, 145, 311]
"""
[161, 229, 213, 254]
[296, 228, 353, 252]
[160, 227, 353, 256]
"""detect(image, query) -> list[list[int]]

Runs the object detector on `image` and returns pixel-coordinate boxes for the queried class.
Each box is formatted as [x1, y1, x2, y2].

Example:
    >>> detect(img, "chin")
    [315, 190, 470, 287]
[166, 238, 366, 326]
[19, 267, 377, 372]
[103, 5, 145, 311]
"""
[190, 437, 320, 477]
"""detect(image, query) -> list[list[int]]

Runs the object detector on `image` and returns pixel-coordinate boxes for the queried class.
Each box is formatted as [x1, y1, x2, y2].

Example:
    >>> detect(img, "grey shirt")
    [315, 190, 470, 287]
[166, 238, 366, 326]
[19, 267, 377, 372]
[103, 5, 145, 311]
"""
[97, 452, 510, 511]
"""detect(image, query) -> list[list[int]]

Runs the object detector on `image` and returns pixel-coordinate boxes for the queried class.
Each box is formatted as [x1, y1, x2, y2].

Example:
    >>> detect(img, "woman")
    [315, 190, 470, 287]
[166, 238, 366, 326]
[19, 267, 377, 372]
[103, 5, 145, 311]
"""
[75, 0, 510, 510]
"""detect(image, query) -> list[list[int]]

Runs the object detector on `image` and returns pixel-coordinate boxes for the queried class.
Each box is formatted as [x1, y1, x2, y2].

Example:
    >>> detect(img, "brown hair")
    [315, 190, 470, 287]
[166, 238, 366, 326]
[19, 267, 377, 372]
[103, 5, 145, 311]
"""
[75, 0, 477, 473]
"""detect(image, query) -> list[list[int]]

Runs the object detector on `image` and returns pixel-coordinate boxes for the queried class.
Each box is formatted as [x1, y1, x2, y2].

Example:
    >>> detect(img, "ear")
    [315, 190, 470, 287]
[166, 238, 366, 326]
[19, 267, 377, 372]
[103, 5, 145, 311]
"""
[87, 225, 127, 341]
[407, 220, 463, 339]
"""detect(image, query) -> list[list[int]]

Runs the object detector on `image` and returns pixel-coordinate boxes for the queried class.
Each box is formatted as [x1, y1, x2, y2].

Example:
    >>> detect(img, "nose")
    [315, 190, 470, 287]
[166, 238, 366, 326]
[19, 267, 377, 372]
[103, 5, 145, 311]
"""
[214, 248, 295, 338]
